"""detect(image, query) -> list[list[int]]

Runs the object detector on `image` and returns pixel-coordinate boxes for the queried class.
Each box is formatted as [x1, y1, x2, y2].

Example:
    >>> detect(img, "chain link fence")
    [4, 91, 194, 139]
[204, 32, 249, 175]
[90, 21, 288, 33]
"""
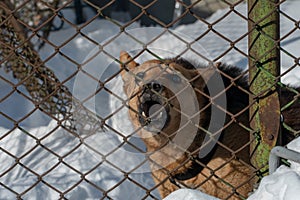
[1, 0, 299, 199]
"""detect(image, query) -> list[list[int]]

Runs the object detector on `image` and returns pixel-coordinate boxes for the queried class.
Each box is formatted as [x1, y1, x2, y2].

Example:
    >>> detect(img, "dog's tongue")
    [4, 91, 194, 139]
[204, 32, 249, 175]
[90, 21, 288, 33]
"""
[148, 104, 167, 122]
[140, 102, 169, 132]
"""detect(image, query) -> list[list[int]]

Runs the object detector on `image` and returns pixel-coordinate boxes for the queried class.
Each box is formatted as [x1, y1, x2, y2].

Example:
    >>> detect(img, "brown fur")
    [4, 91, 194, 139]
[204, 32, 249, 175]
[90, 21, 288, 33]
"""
[119, 51, 300, 199]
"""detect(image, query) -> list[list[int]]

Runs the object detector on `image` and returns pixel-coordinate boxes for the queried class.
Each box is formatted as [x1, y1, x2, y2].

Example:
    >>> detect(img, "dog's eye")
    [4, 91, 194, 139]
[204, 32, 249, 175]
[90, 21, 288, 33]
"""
[135, 72, 145, 83]
[172, 74, 181, 83]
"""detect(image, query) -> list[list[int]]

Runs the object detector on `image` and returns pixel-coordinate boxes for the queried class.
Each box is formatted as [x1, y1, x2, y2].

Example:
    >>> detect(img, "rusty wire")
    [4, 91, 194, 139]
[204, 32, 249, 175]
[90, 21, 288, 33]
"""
[0, 0, 299, 199]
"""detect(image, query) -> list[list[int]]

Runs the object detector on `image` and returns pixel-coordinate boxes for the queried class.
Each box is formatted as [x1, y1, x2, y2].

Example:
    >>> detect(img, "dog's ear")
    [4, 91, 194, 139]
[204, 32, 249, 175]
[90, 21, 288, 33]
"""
[169, 62, 217, 89]
[120, 51, 139, 80]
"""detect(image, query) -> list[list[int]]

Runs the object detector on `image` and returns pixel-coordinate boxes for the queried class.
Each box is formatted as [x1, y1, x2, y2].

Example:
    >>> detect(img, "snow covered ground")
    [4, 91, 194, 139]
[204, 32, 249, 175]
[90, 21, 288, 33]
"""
[1, 1, 300, 199]
[247, 138, 300, 200]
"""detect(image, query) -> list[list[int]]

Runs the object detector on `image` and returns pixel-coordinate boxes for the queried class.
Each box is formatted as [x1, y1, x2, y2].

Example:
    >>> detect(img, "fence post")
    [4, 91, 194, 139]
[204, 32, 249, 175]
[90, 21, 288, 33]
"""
[248, 0, 281, 175]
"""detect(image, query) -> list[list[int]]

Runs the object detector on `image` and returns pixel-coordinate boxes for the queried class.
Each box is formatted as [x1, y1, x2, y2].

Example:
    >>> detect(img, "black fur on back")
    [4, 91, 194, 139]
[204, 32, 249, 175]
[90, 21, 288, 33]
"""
[165, 58, 249, 114]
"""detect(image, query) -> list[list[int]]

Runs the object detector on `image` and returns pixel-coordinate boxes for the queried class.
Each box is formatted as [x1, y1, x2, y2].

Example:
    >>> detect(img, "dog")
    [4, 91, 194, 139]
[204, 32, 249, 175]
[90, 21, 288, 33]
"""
[118, 51, 299, 199]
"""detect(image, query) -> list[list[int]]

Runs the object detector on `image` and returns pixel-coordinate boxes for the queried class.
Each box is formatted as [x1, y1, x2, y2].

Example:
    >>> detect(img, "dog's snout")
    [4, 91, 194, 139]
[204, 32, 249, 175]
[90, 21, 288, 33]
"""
[144, 81, 163, 93]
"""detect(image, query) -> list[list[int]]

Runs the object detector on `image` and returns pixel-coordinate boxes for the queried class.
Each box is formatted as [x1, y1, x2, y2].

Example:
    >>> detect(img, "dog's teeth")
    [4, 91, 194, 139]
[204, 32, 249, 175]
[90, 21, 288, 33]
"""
[142, 111, 147, 117]
[159, 111, 163, 117]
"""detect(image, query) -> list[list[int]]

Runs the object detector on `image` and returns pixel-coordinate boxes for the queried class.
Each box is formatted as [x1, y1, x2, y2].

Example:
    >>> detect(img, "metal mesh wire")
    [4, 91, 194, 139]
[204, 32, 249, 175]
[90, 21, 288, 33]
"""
[0, 0, 299, 199]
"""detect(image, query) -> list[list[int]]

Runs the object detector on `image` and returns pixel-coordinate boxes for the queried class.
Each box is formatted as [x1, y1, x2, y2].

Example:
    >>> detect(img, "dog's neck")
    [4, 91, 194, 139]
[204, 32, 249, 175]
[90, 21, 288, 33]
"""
[172, 157, 203, 181]
[170, 139, 218, 183]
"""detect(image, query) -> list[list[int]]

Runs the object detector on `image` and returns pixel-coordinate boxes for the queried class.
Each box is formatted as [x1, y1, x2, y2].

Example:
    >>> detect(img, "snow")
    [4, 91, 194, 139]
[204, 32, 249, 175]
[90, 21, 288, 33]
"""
[163, 189, 220, 200]
[246, 138, 300, 200]
[1, 1, 300, 200]
[247, 166, 300, 200]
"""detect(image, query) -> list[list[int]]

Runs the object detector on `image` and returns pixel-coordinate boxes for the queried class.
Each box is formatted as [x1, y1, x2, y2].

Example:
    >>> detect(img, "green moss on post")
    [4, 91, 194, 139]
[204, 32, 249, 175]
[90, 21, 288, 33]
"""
[248, 0, 281, 175]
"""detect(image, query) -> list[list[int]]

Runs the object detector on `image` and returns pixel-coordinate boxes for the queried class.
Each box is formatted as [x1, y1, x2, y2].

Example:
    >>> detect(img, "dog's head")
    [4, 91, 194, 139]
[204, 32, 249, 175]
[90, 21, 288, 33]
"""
[119, 51, 216, 171]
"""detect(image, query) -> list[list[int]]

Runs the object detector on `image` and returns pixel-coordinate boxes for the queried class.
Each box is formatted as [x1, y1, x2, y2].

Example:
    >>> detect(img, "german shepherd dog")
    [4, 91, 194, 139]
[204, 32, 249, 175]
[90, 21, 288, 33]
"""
[118, 51, 299, 199]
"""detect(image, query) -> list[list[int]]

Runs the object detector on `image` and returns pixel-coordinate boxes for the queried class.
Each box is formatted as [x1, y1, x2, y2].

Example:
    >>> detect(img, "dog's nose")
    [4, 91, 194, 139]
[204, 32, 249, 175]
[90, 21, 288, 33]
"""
[144, 81, 163, 93]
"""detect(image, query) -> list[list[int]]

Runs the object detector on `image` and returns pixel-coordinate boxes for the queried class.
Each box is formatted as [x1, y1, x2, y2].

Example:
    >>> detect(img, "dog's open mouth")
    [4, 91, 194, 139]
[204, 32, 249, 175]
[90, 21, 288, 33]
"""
[138, 92, 170, 132]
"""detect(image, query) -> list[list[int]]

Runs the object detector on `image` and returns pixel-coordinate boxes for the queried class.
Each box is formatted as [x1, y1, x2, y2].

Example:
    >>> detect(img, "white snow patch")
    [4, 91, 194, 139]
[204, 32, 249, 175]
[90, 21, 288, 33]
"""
[247, 137, 300, 200]
[163, 189, 220, 200]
